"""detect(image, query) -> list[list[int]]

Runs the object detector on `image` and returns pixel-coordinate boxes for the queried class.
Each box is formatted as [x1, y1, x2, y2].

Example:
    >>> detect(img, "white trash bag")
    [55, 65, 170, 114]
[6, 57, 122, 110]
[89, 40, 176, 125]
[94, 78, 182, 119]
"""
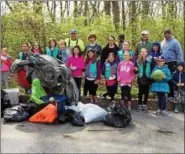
[78, 102, 107, 123]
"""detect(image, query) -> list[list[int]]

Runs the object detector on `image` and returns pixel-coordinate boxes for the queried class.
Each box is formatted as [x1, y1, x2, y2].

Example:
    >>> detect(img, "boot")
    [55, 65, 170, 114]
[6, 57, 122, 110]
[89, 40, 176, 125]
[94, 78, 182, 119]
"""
[174, 103, 179, 113]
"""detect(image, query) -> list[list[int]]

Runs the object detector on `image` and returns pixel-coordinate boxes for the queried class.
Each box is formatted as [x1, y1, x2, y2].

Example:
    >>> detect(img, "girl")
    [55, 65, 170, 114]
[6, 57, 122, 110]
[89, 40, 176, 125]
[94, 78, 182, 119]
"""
[45, 39, 59, 58]
[57, 40, 71, 64]
[101, 53, 118, 102]
[150, 42, 162, 70]
[1, 48, 13, 89]
[136, 48, 152, 112]
[117, 41, 135, 63]
[67, 46, 85, 99]
[117, 52, 136, 111]
[85, 49, 101, 103]
[101, 35, 119, 65]
[151, 56, 172, 116]
[172, 62, 185, 113]
[31, 42, 43, 55]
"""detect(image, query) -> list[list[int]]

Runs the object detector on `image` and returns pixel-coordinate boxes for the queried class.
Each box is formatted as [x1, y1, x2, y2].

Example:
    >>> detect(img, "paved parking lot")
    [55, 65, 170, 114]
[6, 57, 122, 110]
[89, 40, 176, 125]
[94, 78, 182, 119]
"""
[1, 110, 184, 153]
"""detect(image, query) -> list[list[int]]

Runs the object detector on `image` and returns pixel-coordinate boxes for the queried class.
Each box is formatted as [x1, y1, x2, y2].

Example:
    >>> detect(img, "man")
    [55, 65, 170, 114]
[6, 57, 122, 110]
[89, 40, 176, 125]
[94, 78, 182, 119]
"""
[65, 29, 85, 52]
[135, 30, 153, 58]
[84, 34, 102, 58]
[161, 29, 184, 99]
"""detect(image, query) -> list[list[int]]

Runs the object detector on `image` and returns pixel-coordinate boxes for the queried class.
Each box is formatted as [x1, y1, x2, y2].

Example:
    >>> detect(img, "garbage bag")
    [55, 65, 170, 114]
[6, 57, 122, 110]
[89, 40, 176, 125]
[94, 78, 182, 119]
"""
[103, 103, 132, 128]
[3, 105, 29, 123]
[71, 112, 85, 126]
[77, 102, 107, 123]
[1, 89, 11, 117]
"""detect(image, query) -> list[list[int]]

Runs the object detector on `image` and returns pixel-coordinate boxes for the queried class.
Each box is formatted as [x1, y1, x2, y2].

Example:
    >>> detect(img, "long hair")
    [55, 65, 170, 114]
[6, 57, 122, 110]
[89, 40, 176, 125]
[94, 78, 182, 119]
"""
[71, 45, 82, 57]
[48, 39, 57, 48]
[31, 42, 42, 53]
[85, 49, 97, 64]
[138, 48, 148, 64]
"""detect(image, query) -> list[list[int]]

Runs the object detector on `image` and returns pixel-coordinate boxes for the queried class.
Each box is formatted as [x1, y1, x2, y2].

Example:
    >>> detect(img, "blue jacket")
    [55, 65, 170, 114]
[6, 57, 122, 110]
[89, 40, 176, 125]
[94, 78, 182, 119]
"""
[151, 65, 172, 93]
[137, 55, 152, 78]
[57, 48, 71, 63]
[161, 37, 184, 62]
[45, 47, 59, 58]
[172, 71, 185, 90]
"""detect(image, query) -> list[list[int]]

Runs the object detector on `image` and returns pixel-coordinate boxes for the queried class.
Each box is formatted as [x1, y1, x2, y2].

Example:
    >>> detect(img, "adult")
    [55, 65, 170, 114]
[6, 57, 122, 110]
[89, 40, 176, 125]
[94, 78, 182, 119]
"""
[135, 30, 153, 58]
[84, 34, 102, 58]
[161, 29, 184, 98]
[18, 42, 30, 60]
[118, 34, 125, 50]
[65, 29, 85, 52]
[100, 35, 119, 65]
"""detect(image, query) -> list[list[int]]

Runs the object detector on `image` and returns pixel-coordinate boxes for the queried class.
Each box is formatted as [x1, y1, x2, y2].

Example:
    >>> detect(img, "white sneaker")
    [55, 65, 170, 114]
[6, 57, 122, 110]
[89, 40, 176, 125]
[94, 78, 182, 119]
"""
[161, 110, 168, 116]
[156, 109, 161, 115]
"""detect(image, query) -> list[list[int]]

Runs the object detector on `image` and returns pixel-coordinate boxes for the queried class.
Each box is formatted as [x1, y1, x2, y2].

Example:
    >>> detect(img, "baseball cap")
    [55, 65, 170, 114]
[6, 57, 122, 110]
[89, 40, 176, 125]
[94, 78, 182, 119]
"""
[156, 56, 165, 61]
[70, 29, 77, 34]
[141, 30, 149, 35]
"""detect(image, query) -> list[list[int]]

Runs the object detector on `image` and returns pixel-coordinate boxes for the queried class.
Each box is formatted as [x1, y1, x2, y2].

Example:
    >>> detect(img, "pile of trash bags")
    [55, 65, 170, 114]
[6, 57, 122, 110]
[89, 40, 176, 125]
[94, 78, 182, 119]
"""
[2, 93, 132, 128]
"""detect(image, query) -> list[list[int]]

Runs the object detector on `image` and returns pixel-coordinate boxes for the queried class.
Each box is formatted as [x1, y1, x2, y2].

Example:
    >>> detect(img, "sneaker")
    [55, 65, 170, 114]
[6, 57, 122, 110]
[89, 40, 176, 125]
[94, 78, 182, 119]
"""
[174, 108, 179, 113]
[137, 105, 143, 112]
[167, 97, 174, 102]
[142, 104, 148, 112]
[161, 110, 168, 116]
[156, 109, 161, 115]
[100, 93, 106, 99]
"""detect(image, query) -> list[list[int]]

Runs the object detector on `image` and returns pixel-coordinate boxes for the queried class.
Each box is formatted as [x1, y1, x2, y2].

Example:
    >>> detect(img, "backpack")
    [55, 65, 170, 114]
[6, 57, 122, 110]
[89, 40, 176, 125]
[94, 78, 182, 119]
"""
[3, 105, 29, 123]
[1, 89, 11, 117]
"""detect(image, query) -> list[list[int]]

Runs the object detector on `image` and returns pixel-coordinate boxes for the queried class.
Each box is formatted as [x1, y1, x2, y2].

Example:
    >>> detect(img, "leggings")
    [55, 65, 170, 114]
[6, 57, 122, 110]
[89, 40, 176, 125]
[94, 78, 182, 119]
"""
[103, 84, 118, 100]
[157, 92, 167, 110]
[1, 72, 9, 89]
[121, 85, 132, 101]
[138, 84, 150, 105]
[73, 77, 82, 99]
[84, 78, 98, 96]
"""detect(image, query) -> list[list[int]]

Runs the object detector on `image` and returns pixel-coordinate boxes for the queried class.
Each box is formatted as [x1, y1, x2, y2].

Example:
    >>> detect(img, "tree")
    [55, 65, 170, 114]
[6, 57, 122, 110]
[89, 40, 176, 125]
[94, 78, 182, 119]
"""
[104, 1, 111, 16]
[142, 1, 149, 18]
[112, 1, 120, 31]
[84, 1, 88, 26]
[122, 1, 126, 31]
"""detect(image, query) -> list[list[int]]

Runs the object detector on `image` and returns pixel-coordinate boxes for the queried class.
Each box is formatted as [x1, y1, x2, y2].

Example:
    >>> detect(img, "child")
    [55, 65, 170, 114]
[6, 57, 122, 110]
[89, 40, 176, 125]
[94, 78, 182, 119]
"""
[101, 53, 118, 102]
[57, 40, 71, 64]
[1, 48, 13, 89]
[150, 42, 162, 70]
[45, 39, 59, 58]
[117, 41, 135, 63]
[136, 48, 152, 112]
[18, 42, 30, 60]
[31, 42, 42, 55]
[67, 46, 85, 99]
[151, 56, 172, 116]
[84, 49, 101, 103]
[172, 62, 185, 113]
[117, 52, 136, 111]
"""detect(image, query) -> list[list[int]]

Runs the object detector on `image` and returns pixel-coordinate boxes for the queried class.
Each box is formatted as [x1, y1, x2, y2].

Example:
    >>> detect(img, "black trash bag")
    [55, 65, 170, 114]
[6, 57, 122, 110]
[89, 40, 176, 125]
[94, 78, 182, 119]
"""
[1, 89, 11, 117]
[3, 105, 29, 123]
[103, 103, 132, 128]
[71, 112, 85, 126]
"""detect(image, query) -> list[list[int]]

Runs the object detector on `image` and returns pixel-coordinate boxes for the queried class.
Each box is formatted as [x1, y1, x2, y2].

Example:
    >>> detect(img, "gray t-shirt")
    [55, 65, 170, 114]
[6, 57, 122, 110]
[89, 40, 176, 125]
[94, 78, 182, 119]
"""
[85, 43, 102, 56]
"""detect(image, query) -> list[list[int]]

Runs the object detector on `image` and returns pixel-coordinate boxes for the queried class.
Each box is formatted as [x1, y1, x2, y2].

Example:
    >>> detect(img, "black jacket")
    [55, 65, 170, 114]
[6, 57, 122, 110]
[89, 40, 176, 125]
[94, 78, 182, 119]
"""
[172, 71, 185, 90]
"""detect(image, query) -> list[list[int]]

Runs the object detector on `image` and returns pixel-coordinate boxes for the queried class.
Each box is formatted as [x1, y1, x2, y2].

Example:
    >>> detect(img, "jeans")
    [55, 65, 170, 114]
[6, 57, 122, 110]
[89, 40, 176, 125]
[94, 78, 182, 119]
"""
[157, 92, 167, 110]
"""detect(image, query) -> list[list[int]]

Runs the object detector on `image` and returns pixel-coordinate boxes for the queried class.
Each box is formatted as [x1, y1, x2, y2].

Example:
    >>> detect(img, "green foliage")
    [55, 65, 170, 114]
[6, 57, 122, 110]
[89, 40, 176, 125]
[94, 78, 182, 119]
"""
[2, 3, 184, 59]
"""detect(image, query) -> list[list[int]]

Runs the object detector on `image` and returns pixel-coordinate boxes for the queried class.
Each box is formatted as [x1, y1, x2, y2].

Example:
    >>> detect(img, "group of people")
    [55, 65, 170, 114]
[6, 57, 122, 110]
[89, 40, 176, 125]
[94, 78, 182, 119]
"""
[1, 28, 184, 115]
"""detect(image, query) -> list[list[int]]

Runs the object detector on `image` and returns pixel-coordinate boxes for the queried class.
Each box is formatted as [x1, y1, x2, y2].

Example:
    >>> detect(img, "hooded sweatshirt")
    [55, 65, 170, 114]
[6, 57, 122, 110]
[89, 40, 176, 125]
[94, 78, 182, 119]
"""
[117, 60, 135, 86]
[1, 54, 12, 72]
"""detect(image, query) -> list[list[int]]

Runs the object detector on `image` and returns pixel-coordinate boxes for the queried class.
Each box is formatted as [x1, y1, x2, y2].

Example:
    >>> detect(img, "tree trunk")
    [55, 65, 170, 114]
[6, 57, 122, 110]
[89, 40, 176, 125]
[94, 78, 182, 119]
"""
[60, 1, 63, 22]
[104, 1, 111, 16]
[122, 1, 126, 31]
[142, 1, 149, 18]
[131, 1, 137, 47]
[84, 1, 88, 26]
[74, 1, 78, 18]
[167, 1, 175, 19]
[161, 1, 166, 19]
[112, 1, 120, 31]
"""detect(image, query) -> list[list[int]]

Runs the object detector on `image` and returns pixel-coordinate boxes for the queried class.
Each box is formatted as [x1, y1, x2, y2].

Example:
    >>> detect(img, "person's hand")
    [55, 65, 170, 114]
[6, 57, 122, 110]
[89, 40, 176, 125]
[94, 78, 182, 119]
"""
[70, 66, 77, 70]
[177, 83, 181, 86]
[180, 83, 184, 86]
[163, 74, 166, 79]
[95, 79, 100, 84]
[117, 78, 120, 82]
[134, 67, 138, 71]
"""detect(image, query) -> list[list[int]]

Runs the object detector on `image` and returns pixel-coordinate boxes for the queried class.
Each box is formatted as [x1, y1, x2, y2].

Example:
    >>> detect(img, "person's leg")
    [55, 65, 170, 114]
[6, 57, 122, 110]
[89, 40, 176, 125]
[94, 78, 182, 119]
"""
[87, 80, 94, 103]
[143, 84, 149, 105]
[173, 90, 179, 113]
[120, 86, 125, 102]
[92, 82, 98, 103]
[83, 78, 88, 96]
[138, 84, 143, 105]
[1, 72, 5, 88]
[3, 72, 9, 89]
[74, 77, 82, 100]
[127, 86, 132, 111]
[161, 93, 168, 116]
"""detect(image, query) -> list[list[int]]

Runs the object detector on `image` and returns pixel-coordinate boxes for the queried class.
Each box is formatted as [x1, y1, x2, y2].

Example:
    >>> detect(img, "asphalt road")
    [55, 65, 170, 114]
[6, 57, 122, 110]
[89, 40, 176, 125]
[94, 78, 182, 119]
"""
[1, 110, 184, 153]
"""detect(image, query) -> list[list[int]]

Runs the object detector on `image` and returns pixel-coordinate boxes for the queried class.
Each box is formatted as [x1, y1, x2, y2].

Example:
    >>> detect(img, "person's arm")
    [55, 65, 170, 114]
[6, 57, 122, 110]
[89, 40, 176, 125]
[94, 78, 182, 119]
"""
[164, 68, 172, 81]
[174, 41, 184, 62]
[127, 64, 135, 83]
[96, 60, 101, 80]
